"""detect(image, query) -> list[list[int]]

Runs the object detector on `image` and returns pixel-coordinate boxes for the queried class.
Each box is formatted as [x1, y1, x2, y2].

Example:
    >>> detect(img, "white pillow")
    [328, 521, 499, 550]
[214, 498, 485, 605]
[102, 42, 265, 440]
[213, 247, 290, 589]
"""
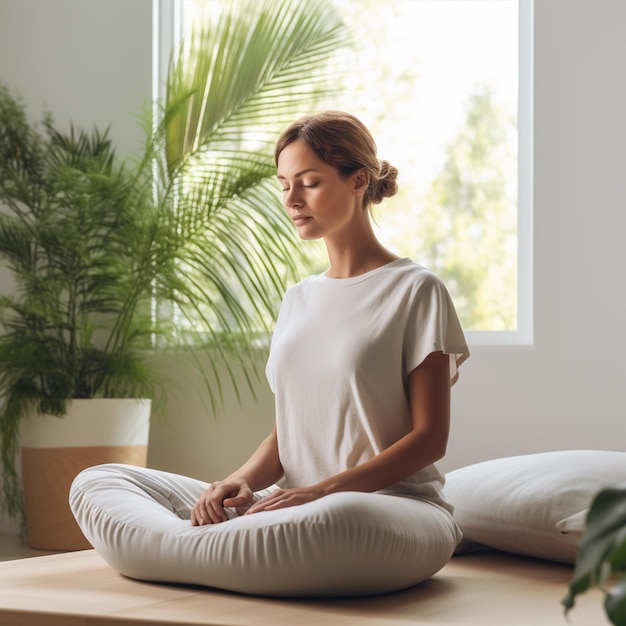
[443, 450, 626, 564]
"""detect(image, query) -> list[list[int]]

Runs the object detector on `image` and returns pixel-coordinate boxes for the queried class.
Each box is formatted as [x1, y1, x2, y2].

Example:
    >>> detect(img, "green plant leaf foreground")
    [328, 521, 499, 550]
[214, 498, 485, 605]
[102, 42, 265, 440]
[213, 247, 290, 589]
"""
[563, 483, 626, 626]
[606, 576, 626, 625]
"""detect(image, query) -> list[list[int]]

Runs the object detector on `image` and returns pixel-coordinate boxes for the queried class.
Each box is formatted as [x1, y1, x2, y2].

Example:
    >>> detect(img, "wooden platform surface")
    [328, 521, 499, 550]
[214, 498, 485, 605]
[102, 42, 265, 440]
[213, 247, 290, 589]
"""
[0, 548, 608, 625]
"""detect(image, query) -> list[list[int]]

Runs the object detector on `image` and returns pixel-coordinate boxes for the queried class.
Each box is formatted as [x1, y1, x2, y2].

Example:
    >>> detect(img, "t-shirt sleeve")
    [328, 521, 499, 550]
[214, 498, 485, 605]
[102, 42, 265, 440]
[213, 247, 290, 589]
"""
[403, 272, 470, 385]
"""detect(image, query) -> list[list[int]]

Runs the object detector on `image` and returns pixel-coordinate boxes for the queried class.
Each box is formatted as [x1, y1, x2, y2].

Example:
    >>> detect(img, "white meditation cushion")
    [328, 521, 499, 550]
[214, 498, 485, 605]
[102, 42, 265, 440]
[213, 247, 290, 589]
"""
[70, 464, 461, 597]
[443, 449, 626, 563]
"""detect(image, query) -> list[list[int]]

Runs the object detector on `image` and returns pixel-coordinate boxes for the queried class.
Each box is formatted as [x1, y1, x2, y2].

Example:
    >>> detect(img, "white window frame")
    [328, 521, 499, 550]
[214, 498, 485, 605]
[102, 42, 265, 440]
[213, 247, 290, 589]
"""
[464, 0, 534, 347]
[154, 0, 534, 347]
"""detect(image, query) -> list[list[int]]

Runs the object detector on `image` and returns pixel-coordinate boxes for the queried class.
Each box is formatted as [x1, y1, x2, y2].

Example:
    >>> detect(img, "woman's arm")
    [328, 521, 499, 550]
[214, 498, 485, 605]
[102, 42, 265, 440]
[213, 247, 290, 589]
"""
[245, 350, 451, 514]
[191, 423, 284, 525]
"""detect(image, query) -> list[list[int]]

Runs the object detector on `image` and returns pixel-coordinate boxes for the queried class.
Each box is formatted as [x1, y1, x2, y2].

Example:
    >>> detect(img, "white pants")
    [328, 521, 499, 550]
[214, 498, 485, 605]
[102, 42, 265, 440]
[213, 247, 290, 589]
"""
[70, 464, 461, 597]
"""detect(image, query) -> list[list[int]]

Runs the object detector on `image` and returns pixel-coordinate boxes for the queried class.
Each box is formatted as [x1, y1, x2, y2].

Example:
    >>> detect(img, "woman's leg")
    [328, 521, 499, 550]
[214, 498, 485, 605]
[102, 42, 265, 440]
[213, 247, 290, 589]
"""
[69, 464, 273, 580]
[70, 465, 460, 597]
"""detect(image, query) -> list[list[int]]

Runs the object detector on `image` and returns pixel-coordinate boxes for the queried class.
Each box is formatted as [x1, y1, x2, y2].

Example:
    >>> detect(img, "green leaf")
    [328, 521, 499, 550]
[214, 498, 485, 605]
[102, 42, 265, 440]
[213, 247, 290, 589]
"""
[606, 575, 626, 625]
[563, 483, 626, 625]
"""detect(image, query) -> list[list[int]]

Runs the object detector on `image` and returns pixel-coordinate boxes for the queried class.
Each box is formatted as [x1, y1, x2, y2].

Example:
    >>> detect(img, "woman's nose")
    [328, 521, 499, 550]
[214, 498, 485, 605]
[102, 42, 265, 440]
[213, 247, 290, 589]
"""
[284, 188, 302, 208]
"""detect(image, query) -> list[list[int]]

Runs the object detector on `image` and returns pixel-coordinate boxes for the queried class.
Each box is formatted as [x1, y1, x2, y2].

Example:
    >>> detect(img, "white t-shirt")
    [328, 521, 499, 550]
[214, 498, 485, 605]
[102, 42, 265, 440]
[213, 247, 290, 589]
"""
[265, 258, 469, 512]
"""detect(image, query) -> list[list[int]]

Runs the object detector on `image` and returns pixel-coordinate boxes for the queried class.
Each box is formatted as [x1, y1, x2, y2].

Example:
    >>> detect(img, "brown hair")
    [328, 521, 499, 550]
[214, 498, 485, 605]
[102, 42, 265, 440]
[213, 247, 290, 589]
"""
[274, 110, 398, 209]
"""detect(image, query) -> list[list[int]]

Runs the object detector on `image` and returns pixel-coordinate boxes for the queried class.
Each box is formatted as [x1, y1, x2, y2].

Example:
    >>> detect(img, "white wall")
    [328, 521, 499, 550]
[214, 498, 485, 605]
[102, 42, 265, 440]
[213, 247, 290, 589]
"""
[0, 0, 152, 156]
[0, 0, 624, 529]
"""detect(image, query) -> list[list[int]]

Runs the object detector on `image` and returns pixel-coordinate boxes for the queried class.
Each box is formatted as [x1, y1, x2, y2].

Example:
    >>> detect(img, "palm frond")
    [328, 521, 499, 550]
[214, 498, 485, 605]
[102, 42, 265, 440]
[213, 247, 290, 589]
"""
[142, 0, 349, 370]
[163, 0, 350, 171]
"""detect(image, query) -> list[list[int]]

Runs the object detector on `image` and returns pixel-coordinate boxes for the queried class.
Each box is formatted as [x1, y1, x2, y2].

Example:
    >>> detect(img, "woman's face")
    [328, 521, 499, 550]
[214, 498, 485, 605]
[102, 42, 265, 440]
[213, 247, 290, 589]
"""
[276, 139, 366, 241]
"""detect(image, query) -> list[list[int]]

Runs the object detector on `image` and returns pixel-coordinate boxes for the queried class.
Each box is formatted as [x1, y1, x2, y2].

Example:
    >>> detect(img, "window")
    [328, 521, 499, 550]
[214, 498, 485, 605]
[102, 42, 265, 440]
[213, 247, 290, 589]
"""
[156, 0, 533, 345]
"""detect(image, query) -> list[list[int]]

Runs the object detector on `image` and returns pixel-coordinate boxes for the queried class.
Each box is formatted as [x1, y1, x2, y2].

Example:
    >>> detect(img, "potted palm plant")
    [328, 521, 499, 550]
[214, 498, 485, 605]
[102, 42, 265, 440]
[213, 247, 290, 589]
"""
[0, 0, 349, 550]
[0, 106, 160, 549]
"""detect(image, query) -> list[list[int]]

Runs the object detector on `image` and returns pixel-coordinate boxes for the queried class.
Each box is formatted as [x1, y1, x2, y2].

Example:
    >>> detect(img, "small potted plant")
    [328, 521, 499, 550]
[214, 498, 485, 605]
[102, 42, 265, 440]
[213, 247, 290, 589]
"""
[0, 0, 349, 550]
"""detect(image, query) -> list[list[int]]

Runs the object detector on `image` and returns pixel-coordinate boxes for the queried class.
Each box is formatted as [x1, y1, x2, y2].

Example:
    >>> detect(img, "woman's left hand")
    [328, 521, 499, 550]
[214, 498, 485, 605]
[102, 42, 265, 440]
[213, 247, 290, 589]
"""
[244, 486, 325, 515]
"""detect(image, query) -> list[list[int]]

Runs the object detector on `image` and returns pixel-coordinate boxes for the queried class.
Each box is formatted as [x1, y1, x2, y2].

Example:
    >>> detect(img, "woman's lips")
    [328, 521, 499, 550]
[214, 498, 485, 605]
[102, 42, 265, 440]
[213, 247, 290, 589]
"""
[292, 215, 312, 226]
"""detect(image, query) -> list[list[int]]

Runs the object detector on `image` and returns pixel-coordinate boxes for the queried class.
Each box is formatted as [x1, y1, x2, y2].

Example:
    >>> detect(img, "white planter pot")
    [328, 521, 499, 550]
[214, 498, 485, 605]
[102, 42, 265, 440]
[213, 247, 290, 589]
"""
[20, 398, 151, 551]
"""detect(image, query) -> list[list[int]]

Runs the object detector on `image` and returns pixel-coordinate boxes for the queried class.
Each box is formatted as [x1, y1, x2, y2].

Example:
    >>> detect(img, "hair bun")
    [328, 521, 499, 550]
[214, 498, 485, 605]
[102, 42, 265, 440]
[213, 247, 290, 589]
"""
[371, 160, 398, 204]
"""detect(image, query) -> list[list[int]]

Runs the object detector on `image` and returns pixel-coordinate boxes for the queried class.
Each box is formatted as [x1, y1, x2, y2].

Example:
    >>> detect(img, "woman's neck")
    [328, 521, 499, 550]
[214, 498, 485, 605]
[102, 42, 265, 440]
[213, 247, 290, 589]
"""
[324, 239, 400, 279]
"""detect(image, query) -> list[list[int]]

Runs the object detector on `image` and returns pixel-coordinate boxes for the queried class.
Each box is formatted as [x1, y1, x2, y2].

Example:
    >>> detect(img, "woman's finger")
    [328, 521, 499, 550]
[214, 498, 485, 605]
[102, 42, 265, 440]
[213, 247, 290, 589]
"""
[192, 485, 223, 525]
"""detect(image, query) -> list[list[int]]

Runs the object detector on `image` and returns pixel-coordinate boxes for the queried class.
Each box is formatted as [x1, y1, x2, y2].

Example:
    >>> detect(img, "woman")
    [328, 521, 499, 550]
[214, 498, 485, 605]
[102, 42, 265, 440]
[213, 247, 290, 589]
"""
[71, 111, 469, 597]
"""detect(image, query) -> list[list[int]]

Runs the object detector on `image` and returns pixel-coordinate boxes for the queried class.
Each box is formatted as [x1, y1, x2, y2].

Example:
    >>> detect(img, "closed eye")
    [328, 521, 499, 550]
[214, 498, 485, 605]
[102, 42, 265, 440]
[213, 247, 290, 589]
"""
[279, 182, 319, 192]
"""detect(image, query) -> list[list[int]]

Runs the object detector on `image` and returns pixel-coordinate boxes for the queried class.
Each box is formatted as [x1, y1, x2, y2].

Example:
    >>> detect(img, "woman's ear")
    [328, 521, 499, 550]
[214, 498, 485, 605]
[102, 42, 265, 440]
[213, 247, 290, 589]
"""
[354, 169, 369, 192]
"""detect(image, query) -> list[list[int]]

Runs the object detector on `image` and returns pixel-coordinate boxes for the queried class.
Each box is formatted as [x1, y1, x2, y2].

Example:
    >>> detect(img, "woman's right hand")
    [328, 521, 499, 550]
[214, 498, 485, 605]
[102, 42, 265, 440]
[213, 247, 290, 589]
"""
[191, 478, 254, 526]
